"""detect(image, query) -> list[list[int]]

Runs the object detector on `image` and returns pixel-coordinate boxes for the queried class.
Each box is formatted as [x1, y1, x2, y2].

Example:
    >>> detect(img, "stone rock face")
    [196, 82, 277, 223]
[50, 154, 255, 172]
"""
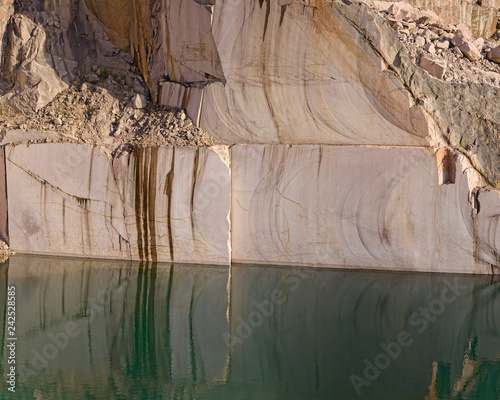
[5, 143, 231, 264]
[0, 0, 14, 63]
[0, 0, 136, 112]
[3, 15, 68, 111]
[231, 145, 497, 273]
[158, 82, 203, 124]
[337, 1, 500, 185]
[1, 0, 500, 274]
[84, 0, 224, 100]
[196, 0, 429, 145]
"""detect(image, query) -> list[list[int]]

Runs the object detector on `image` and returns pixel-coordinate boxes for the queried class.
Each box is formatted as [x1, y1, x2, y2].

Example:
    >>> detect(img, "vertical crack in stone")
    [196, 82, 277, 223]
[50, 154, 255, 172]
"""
[149, 148, 158, 263]
[164, 148, 176, 261]
[135, 149, 144, 261]
[142, 150, 150, 261]
[280, 4, 288, 27]
[260, 0, 271, 41]
[0, 148, 8, 245]
[190, 149, 200, 236]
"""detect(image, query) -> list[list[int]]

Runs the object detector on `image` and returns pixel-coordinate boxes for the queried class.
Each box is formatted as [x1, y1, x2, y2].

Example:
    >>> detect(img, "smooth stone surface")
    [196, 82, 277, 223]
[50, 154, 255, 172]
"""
[231, 145, 497, 273]
[112, 146, 231, 263]
[197, 0, 429, 145]
[5, 144, 231, 264]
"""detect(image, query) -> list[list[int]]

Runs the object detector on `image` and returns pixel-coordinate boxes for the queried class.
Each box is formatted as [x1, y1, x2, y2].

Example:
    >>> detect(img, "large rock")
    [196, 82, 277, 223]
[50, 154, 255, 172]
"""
[487, 44, 500, 63]
[459, 41, 482, 61]
[3, 15, 68, 111]
[418, 53, 447, 78]
[5, 143, 231, 264]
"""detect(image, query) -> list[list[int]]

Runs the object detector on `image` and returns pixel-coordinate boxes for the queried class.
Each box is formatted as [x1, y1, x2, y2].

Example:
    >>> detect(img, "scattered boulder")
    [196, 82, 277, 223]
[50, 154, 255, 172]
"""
[418, 53, 447, 79]
[87, 73, 100, 84]
[459, 42, 482, 61]
[133, 94, 147, 109]
[415, 35, 426, 47]
[451, 32, 467, 47]
[436, 40, 450, 50]
[387, 2, 414, 20]
[487, 45, 500, 63]
[423, 43, 436, 54]
[415, 15, 430, 26]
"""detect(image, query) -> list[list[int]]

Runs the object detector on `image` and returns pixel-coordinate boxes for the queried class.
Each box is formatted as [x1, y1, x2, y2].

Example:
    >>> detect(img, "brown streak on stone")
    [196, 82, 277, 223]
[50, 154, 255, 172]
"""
[263, 0, 271, 41]
[142, 149, 150, 261]
[149, 148, 158, 262]
[164, 148, 175, 261]
[135, 148, 144, 260]
[190, 149, 200, 233]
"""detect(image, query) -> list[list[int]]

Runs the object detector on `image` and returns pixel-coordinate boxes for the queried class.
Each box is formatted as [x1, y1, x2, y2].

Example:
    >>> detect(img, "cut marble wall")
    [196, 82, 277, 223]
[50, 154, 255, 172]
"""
[196, 0, 429, 145]
[4, 141, 500, 273]
[230, 145, 498, 273]
[112, 146, 231, 263]
[5, 143, 231, 264]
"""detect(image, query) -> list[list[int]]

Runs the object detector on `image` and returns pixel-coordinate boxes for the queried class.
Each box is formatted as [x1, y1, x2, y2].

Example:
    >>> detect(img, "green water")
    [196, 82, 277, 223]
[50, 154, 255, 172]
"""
[0, 256, 499, 400]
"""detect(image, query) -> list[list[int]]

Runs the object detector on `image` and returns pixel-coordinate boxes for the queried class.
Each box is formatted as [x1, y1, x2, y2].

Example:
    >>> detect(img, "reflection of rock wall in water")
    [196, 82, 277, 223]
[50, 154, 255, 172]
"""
[2, 257, 500, 399]
[0, 256, 229, 399]
[227, 264, 500, 399]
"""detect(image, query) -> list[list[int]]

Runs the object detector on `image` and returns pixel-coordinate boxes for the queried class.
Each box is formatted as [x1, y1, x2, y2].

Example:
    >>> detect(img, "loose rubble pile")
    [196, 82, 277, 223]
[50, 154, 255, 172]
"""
[0, 70, 220, 158]
[369, 2, 500, 87]
[0, 240, 14, 262]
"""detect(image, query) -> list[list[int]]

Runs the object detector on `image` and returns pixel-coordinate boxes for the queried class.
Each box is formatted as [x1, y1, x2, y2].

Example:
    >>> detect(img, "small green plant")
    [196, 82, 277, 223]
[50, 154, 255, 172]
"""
[100, 67, 110, 79]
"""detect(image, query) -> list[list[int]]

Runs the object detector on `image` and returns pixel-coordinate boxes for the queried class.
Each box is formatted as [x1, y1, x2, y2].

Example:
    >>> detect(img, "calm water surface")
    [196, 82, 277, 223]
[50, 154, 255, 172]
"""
[0, 255, 499, 399]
